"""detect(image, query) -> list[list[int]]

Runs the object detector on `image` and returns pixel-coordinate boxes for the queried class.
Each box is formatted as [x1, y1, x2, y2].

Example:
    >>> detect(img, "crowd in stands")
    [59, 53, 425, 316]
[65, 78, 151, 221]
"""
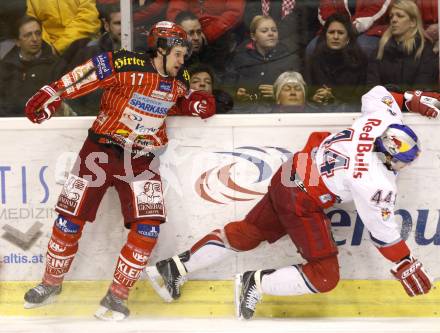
[0, 0, 438, 117]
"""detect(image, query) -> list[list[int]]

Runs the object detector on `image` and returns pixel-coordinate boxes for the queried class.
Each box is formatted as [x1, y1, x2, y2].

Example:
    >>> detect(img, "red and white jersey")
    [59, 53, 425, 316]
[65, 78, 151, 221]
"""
[56, 49, 192, 151]
[315, 86, 405, 244]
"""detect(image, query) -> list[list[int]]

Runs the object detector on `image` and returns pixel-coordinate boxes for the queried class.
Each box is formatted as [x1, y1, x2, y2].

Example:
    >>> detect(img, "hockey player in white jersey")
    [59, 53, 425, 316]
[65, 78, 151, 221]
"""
[145, 86, 439, 319]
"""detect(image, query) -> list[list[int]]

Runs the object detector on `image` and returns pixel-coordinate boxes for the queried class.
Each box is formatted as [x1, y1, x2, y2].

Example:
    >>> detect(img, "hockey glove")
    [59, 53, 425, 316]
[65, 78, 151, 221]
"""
[25, 83, 62, 124]
[185, 90, 216, 119]
[391, 256, 433, 296]
[404, 90, 440, 118]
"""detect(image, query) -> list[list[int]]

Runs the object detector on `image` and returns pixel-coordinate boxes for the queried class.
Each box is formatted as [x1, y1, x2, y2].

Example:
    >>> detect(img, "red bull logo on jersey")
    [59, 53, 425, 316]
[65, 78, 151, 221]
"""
[353, 118, 382, 179]
[381, 208, 391, 221]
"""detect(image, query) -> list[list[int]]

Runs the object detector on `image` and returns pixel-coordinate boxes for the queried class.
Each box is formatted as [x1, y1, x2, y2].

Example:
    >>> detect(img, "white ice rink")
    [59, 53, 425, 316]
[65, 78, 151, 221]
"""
[1, 318, 440, 333]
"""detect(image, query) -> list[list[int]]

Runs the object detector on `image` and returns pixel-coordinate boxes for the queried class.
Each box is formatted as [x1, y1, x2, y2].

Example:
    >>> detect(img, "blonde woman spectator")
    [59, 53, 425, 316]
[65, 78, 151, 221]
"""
[367, 0, 438, 90]
[225, 15, 302, 106]
[27, 0, 101, 55]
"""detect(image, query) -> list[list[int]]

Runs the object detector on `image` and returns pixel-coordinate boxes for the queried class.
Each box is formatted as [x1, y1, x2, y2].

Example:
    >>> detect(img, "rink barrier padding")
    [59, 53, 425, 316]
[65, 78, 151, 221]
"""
[1, 280, 439, 318]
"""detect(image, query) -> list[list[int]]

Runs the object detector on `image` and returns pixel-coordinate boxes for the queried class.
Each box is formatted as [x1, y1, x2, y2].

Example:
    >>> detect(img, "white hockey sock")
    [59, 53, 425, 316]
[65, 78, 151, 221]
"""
[184, 244, 235, 273]
[261, 265, 317, 296]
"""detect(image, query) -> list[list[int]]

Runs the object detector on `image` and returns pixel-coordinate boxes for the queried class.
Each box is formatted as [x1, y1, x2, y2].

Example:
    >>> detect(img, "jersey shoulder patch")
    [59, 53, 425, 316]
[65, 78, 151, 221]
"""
[91, 52, 113, 80]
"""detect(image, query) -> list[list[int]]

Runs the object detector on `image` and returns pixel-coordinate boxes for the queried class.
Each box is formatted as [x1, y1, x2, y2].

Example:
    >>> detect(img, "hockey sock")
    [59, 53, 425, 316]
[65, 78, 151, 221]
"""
[43, 215, 84, 286]
[183, 229, 236, 273]
[261, 265, 317, 296]
[111, 221, 159, 299]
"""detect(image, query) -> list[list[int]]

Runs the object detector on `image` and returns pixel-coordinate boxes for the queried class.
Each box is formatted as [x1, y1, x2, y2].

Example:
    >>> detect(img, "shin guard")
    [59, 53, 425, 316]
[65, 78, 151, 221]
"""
[43, 215, 84, 286]
[111, 221, 159, 299]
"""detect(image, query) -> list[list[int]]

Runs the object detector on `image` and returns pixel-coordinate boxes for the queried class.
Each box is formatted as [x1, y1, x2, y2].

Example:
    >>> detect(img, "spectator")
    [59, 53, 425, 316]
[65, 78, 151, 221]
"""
[0, 16, 65, 117]
[306, 13, 367, 109]
[175, 11, 209, 68]
[313, 0, 391, 59]
[60, 4, 122, 116]
[367, 0, 438, 90]
[189, 64, 234, 114]
[27, 0, 101, 55]
[167, 0, 246, 75]
[252, 71, 316, 114]
[0, 1, 27, 59]
[243, 0, 313, 54]
[273, 71, 306, 111]
[225, 15, 302, 107]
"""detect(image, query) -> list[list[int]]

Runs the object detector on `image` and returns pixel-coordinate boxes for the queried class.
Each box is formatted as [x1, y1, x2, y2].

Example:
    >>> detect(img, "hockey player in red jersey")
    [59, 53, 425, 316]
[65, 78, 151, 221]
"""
[145, 86, 439, 319]
[22, 21, 215, 320]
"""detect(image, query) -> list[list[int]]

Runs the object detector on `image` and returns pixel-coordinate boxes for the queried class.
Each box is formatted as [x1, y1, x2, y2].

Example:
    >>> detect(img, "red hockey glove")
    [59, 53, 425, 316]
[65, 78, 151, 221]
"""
[186, 90, 216, 119]
[404, 90, 440, 118]
[391, 256, 433, 296]
[25, 83, 62, 124]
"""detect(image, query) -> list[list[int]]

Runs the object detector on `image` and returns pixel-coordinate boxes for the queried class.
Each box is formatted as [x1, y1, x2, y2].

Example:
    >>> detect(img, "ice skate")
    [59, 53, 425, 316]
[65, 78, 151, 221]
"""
[235, 270, 263, 320]
[24, 283, 62, 309]
[94, 289, 129, 321]
[145, 251, 189, 302]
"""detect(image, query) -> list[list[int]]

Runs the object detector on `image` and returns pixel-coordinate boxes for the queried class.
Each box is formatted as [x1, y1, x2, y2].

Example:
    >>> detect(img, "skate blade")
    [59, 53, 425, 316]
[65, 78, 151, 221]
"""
[234, 273, 244, 320]
[144, 266, 173, 303]
[24, 295, 58, 309]
[94, 305, 127, 321]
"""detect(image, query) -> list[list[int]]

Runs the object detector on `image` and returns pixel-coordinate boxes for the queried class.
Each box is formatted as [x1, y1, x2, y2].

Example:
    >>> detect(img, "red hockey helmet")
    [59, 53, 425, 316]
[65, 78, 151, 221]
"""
[147, 21, 190, 54]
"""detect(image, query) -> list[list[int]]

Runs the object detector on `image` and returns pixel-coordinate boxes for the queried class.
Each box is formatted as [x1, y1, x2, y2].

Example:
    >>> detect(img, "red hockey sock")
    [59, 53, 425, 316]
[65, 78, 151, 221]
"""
[43, 215, 85, 286]
[111, 221, 159, 299]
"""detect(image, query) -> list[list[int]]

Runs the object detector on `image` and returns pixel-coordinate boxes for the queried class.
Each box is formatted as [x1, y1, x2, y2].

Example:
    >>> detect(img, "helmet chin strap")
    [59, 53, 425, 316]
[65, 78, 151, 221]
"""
[158, 49, 170, 77]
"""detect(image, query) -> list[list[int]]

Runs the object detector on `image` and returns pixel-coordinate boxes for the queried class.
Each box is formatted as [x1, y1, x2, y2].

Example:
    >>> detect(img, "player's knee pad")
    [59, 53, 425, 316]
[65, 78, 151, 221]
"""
[224, 221, 264, 251]
[43, 215, 85, 285]
[127, 220, 160, 253]
[302, 255, 340, 293]
[51, 214, 85, 249]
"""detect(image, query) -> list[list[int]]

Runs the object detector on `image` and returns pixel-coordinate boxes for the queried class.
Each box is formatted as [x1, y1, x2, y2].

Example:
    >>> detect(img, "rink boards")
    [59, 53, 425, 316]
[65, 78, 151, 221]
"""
[0, 113, 439, 317]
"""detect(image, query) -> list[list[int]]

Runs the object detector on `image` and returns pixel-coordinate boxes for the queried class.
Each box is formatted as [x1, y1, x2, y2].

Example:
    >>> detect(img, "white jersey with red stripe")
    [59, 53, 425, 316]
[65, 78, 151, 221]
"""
[314, 86, 405, 245]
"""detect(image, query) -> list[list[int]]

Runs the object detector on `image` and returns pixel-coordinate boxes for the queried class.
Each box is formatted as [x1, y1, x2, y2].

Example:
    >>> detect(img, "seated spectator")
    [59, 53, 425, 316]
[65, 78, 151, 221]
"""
[273, 71, 306, 111]
[305, 13, 367, 110]
[367, 0, 438, 90]
[0, 1, 27, 59]
[188, 64, 234, 114]
[0, 16, 66, 117]
[224, 15, 302, 107]
[243, 0, 315, 55]
[313, 0, 391, 59]
[175, 11, 209, 68]
[27, 0, 101, 55]
[63, 3, 121, 71]
[167, 0, 245, 75]
[61, 4, 122, 116]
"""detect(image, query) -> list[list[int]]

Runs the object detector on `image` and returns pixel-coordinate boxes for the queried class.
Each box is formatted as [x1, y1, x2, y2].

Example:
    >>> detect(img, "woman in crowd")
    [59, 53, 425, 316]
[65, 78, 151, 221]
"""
[269, 71, 307, 113]
[305, 13, 367, 110]
[367, 0, 438, 90]
[224, 15, 302, 108]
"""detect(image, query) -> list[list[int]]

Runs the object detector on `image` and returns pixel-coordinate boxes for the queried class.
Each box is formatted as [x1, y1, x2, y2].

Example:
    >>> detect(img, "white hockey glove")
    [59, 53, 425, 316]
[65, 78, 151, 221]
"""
[404, 90, 440, 118]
